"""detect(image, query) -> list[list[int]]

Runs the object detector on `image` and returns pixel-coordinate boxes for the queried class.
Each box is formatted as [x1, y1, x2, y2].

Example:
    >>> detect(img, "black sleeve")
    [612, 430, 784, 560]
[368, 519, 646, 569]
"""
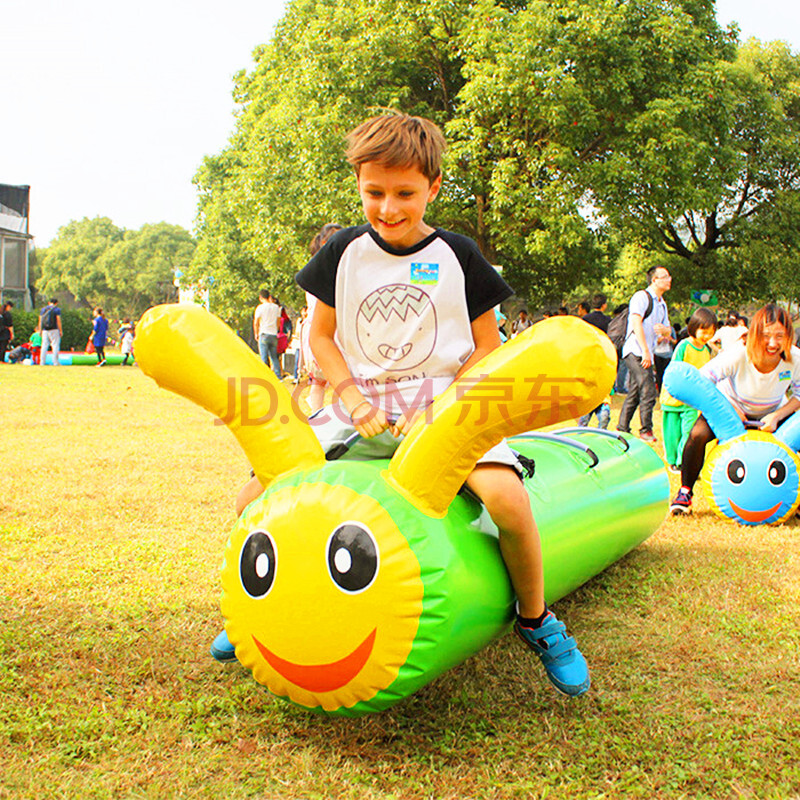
[438, 230, 514, 321]
[295, 225, 368, 307]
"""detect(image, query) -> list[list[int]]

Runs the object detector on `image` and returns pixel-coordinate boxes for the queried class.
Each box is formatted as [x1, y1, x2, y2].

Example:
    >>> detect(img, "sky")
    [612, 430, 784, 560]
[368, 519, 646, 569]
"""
[2, 0, 798, 249]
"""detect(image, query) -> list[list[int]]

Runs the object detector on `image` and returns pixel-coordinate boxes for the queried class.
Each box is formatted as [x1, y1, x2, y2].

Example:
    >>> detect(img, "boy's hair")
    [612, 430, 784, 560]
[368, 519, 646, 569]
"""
[259, 289, 271, 301]
[747, 303, 794, 363]
[346, 113, 446, 183]
[687, 307, 717, 338]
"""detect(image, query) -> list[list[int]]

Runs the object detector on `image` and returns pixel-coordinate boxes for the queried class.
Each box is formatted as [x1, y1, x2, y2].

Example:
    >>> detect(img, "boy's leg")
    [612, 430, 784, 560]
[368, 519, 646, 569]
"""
[466, 463, 589, 696]
[466, 464, 544, 617]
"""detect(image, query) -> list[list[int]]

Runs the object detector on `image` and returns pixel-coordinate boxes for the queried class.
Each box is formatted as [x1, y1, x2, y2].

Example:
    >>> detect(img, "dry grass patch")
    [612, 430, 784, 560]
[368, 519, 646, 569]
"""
[0, 368, 799, 798]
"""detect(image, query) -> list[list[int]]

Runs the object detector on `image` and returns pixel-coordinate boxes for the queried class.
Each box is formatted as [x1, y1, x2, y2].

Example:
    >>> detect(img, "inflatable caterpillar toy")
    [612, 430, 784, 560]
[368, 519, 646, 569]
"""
[136, 305, 668, 716]
[664, 362, 800, 525]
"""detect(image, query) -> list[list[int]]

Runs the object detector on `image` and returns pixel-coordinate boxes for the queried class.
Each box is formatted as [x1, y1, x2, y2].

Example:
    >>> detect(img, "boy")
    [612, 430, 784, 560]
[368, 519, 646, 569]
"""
[222, 114, 589, 697]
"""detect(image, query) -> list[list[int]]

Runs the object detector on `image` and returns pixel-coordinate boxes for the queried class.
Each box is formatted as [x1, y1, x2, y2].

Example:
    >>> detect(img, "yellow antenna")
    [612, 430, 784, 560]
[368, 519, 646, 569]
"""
[386, 317, 616, 517]
[136, 304, 324, 487]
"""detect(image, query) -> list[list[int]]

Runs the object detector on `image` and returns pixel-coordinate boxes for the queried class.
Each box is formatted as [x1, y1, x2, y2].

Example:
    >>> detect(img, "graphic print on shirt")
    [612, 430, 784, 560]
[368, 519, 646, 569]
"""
[355, 284, 438, 372]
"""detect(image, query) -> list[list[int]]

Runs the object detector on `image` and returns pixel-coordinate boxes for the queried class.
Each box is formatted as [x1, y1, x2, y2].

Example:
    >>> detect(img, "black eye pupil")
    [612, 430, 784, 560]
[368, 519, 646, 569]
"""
[727, 459, 746, 485]
[768, 460, 787, 486]
[240, 531, 276, 598]
[327, 524, 378, 593]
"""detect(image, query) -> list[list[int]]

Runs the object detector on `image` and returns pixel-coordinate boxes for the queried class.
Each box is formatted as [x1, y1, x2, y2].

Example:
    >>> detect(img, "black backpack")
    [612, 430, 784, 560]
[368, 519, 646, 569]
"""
[41, 306, 59, 331]
[607, 291, 654, 349]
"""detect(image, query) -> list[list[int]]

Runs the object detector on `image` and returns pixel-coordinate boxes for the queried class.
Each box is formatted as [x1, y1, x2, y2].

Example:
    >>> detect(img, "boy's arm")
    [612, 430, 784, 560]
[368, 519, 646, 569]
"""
[253, 308, 260, 339]
[454, 309, 502, 379]
[309, 300, 389, 438]
[393, 309, 501, 436]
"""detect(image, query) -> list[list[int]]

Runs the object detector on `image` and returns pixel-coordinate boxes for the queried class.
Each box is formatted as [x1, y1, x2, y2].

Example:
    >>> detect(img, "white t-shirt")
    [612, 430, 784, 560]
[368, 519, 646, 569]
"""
[297, 225, 512, 415]
[254, 301, 280, 336]
[700, 342, 800, 418]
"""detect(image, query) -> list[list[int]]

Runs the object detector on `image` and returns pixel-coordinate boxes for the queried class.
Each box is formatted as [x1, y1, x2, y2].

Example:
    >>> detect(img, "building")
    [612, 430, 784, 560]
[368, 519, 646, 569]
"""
[0, 184, 32, 309]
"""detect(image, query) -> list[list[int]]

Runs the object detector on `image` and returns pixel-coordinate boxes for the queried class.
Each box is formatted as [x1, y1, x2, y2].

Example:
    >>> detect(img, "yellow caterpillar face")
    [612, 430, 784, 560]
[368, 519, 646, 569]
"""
[221, 482, 424, 712]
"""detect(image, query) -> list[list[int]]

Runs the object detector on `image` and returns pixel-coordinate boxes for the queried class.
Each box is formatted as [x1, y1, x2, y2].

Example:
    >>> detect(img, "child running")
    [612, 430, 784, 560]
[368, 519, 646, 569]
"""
[660, 308, 717, 471]
[226, 113, 590, 696]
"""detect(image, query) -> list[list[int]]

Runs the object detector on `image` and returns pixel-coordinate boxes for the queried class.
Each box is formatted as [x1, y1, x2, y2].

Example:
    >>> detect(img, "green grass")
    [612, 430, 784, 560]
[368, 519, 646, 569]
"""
[1, 366, 799, 799]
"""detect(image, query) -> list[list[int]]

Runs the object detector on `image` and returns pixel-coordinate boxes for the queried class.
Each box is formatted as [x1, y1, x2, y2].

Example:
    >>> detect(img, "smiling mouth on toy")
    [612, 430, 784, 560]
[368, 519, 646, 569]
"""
[378, 343, 412, 361]
[727, 498, 783, 523]
[252, 628, 377, 692]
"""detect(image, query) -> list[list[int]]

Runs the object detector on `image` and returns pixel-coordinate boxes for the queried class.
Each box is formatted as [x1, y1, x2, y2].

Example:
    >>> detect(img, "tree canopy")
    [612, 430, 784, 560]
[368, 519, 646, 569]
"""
[37, 219, 196, 319]
[191, 0, 800, 314]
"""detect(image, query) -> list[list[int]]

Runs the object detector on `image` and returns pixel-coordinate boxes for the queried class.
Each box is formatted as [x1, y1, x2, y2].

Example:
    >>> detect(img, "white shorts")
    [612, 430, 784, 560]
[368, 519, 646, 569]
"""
[308, 403, 523, 475]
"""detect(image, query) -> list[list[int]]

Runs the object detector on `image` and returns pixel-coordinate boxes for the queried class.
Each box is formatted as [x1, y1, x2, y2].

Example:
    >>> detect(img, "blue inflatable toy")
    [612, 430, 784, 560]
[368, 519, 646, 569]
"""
[663, 362, 800, 525]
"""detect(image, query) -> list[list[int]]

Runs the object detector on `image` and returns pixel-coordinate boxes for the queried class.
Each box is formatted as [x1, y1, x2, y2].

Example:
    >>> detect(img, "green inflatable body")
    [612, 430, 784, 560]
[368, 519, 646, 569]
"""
[220, 428, 668, 716]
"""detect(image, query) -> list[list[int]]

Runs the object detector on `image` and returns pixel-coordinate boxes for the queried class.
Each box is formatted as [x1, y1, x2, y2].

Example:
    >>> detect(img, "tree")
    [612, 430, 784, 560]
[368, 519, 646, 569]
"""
[99, 223, 196, 319]
[590, 38, 800, 297]
[37, 218, 196, 319]
[38, 217, 123, 307]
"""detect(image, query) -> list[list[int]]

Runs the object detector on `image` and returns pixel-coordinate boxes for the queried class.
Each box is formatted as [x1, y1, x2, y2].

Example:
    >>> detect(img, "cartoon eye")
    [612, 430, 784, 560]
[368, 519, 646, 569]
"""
[768, 460, 787, 486]
[327, 523, 379, 594]
[726, 459, 746, 484]
[240, 531, 277, 598]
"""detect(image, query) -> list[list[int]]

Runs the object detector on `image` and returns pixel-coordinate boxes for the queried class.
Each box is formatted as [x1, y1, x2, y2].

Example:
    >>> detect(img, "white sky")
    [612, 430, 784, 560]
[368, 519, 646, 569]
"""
[2, 0, 797, 249]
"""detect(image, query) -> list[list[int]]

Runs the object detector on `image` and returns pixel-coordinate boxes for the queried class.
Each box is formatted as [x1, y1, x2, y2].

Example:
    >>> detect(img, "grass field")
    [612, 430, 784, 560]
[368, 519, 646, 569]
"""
[1, 364, 799, 799]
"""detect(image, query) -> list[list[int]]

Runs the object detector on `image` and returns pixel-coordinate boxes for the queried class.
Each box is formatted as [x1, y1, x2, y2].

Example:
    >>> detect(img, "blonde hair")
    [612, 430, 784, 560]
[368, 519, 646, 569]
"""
[345, 113, 446, 183]
[747, 303, 794, 364]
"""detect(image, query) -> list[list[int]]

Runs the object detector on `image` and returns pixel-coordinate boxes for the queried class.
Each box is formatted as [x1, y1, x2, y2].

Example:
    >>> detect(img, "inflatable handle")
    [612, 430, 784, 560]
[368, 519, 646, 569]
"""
[662, 362, 745, 443]
[135, 304, 325, 486]
[553, 427, 630, 452]
[511, 432, 599, 468]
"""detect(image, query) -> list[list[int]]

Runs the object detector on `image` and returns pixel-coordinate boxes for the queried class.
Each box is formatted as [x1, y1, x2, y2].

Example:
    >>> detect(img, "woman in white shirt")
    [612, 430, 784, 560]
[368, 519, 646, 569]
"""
[671, 304, 800, 514]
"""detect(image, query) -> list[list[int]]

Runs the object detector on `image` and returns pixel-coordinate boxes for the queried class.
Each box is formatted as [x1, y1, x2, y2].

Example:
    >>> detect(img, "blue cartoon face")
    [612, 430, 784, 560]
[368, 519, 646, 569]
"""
[703, 432, 800, 525]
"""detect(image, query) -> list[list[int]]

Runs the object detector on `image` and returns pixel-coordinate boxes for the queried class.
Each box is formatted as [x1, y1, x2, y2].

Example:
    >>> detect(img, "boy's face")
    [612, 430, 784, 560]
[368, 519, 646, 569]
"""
[357, 161, 441, 250]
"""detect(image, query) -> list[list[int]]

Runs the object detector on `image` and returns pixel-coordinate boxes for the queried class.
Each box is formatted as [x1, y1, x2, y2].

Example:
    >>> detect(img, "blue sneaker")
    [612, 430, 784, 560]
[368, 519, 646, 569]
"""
[210, 630, 237, 662]
[514, 612, 590, 697]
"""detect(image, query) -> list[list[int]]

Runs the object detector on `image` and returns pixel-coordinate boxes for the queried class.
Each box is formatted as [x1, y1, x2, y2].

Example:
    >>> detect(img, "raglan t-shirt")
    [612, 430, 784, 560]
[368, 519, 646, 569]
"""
[296, 225, 513, 415]
[700, 342, 800, 418]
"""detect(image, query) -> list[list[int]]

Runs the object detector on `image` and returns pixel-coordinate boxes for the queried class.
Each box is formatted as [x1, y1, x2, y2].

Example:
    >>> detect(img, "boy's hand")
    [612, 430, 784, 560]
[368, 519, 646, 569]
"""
[351, 402, 390, 438]
[390, 408, 425, 437]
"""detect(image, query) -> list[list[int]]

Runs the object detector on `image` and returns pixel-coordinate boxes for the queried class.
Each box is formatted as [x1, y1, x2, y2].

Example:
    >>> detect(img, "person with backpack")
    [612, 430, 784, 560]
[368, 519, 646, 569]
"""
[615, 266, 673, 443]
[38, 298, 63, 366]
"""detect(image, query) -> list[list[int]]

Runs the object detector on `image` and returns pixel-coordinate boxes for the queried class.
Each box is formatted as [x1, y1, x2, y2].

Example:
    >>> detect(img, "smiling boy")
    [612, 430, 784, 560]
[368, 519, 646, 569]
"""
[227, 113, 589, 697]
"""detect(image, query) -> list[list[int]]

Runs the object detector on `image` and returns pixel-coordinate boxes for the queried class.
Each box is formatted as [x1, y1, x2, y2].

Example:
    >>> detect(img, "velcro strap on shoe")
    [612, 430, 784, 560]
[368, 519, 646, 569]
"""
[528, 619, 566, 641]
[538, 636, 577, 662]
